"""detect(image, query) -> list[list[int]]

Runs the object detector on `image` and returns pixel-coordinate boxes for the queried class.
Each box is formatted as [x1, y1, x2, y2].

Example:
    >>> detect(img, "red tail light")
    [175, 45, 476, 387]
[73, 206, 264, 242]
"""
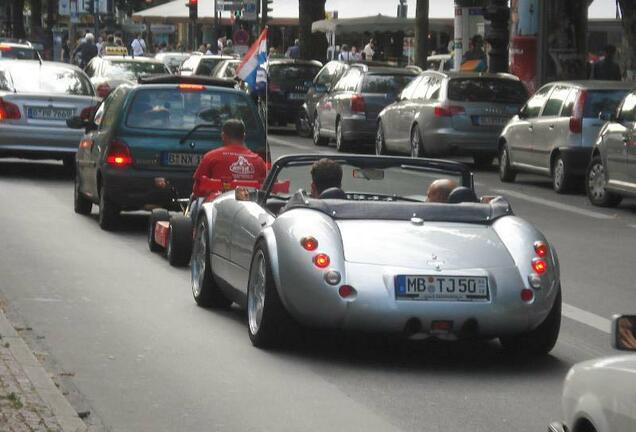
[351, 94, 366, 113]
[80, 106, 97, 122]
[569, 90, 587, 134]
[313, 253, 330, 269]
[520, 288, 534, 302]
[105, 139, 133, 167]
[534, 241, 548, 258]
[0, 44, 11, 51]
[0, 97, 21, 120]
[532, 258, 547, 275]
[96, 83, 111, 98]
[434, 104, 465, 117]
[338, 285, 355, 298]
[177, 83, 204, 91]
[301, 237, 318, 251]
[269, 83, 281, 93]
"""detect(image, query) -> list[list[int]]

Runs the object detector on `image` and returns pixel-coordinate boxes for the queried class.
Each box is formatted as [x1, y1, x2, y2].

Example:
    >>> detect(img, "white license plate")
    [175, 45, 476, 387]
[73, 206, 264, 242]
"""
[395, 275, 489, 302]
[27, 107, 74, 120]
[288, 93, 305, 100]
[163, 152, 202, 167]
[476, 116, 509, 127]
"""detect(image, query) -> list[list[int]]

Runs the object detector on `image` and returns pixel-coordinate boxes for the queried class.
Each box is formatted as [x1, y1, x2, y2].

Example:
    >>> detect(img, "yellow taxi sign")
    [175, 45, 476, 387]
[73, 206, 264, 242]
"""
[103, 46, 128, 56]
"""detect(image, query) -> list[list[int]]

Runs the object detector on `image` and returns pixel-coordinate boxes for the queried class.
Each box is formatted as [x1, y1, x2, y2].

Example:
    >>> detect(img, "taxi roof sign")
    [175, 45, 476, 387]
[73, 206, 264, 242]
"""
[103, 46, 128, 56]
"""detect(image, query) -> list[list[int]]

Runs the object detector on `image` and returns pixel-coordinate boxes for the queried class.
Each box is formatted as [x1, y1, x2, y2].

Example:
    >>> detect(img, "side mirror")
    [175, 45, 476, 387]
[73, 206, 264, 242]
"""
[235, 187, 253, 202]
[518, 107, 528, 119]
[599, 111, 616, 122]
[612, 315, 636, 351]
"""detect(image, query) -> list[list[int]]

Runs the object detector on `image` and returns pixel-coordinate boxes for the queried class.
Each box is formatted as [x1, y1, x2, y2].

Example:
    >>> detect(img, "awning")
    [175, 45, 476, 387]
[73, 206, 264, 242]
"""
[312, 14, 415, 34]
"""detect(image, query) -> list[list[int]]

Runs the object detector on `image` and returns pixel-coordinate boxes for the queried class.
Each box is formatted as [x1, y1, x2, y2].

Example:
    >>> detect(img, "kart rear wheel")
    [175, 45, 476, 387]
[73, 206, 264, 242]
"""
[191, 217, 231, 308]
[74, 172, 92, 215]
[98, 185, 119, 231]
[500, 288, 562, 357]
[148, 209, 170, 252]
[167, 215, 193, 267]
[247, 241, 298, 349]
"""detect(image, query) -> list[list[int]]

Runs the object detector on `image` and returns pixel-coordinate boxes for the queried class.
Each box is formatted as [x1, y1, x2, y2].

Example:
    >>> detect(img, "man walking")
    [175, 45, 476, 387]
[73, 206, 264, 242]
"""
[72, 33, 98, 69]
[286, 39, 301, 59]
[591, 45, 622, 81]
[131, 33, 146, 56]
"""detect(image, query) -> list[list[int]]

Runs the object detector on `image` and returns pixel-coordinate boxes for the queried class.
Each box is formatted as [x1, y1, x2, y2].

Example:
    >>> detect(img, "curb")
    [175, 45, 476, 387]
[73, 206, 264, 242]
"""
[0, 310, 87, 432]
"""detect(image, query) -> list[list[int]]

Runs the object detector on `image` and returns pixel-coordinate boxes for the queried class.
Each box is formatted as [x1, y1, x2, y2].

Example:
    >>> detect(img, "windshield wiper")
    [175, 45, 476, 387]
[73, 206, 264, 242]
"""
[179, 124, 218, 145]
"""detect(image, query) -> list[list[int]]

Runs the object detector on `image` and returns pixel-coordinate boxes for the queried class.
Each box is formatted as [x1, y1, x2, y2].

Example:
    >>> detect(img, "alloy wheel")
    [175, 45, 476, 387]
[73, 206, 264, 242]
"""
[191, 222, 207, 298]
[588, 161, 607, 201]
[410, 128, 421, 158]
[553, 158, 565, 191]
[248, 250, 267, 335]
[375, 124, 385, 155]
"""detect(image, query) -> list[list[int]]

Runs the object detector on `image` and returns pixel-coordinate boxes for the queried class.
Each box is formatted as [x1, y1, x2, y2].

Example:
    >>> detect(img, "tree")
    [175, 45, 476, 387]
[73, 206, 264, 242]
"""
[618, 0, 636, 78]
[414, 0, 429, 67]
[298, 0, 327, 61]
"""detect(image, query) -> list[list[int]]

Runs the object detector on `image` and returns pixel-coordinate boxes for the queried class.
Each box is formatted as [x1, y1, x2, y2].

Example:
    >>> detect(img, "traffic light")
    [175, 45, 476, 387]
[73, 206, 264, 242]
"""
[261, 0, 273, 25]
[234, 8, 243, 19]
[187, 0, 198, 20]
[85, 0, 94, 14]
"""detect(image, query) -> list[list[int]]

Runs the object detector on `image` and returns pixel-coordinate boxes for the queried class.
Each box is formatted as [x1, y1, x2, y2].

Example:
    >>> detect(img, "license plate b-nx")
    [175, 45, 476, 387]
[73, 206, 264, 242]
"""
[395, 275, 489, 302]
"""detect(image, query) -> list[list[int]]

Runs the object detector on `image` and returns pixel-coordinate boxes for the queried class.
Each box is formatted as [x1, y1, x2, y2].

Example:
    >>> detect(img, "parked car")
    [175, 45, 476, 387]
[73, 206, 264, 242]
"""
[210, 59, 240, 79]
[296, 60, 350, 137]
[314, 64, 417, 152]
[179, 55, 235, 77]
[499, 81, 632, 192]
[155, 52, 191, 74]
[265, 58, 322, 127]
[549, 314, 636, 432]
[426, 54, 453, 72]
[0, 40, 40, 60]
[192, 154, 561, 353]
[0, 60, 98, 169]
[68, 75, 267, 230]
[376, 71, 526, 166]
[84, 55, 170, 98]
[586, 89, 636, 206]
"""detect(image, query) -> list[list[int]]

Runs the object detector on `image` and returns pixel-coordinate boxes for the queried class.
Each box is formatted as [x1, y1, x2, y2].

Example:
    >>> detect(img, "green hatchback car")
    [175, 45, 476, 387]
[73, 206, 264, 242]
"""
[68, 75, 267, 230]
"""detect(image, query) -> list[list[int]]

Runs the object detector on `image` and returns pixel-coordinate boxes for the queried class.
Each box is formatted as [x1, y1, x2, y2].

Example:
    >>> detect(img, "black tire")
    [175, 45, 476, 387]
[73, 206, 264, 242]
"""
[410, 126, 423, 158]
[473, 154, 495, 169]
[74, 172, 92, 215]
[167, 215, 193, 267]
[335, 118, 350, 152]
[375, 122, 388, 155]
[98, 184, 119, 231]
[191, 217, 231, 308]
[499, 143, 517, 183]
[500, 288, 562, 357]
[295, 110, 312, 138]
[247, 241, 298, 348]
[552, 154, 576, 194]
[148, 209, 170, 252]
[312, 114, 329, 146]
[586, 156, 623, 207]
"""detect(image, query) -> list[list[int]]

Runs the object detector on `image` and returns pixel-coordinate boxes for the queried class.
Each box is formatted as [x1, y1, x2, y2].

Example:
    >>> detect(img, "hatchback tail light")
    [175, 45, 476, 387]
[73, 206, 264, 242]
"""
[0, 97, 21, 120]
[434, 104, 465, 117]
[351, 94, 366, 113]
[569, 90, 587, 134]
[105, 139, 133, 167]
[96, 83, 111, 98]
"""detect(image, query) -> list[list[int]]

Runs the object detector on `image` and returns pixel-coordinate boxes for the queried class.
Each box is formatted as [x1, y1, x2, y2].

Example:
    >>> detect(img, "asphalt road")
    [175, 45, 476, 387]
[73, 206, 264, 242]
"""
[0, 130, 634, 432]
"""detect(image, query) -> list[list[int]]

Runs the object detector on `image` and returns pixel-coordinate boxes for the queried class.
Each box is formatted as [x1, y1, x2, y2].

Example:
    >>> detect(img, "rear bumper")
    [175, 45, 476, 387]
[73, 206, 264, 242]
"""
[0, 125, 83, 159]
[341, 116, 376, 144]
[424, 128, 500, 156]
[101, 166, 194, 211]
[268, 99, 304, 123]
[559, 147, 593, 176]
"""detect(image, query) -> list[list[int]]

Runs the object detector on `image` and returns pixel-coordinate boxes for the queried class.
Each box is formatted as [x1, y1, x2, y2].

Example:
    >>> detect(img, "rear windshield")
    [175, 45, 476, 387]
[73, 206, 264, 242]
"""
[583, 90, 630, 118]
[198, 58, 225, 73]
[269, 65, 321, 83]
[362, 74, 416, 94]
[126, 88, 259, 132]
[1, 64, 93, 95]
[104, 61, 168, 79]
[0, 47, 37, 60]
[448, 78, 528, 104]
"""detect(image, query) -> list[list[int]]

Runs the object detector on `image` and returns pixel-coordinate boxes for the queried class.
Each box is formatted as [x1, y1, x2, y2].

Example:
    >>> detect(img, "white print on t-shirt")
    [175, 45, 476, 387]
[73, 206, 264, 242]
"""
[230, 156, 255, 176]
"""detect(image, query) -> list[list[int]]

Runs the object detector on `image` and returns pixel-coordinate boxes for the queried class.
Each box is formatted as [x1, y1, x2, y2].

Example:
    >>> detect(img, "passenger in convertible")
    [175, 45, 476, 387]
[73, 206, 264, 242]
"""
[426, 178, 458, 203]
[310, 158, 344, 198]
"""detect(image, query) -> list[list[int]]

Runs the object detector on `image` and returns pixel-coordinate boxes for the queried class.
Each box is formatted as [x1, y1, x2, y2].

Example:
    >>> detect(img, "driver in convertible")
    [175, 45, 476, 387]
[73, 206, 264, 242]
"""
[310, 158, 344, 198]
[426, 179, 458, 203]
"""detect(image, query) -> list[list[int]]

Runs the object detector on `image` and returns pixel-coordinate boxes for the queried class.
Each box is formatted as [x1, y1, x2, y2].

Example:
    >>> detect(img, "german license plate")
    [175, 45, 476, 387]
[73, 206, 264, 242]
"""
[475, 116, 509, 127]
[288, 93, 305, 100]
[27, 106, 74, 120]
[395, 275, 489, 302]
[162, 152, 202, 167]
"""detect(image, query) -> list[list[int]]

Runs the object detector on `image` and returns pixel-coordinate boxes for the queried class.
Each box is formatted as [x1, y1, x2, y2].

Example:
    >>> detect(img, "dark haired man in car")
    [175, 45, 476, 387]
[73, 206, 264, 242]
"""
[310, 158, 343, 198]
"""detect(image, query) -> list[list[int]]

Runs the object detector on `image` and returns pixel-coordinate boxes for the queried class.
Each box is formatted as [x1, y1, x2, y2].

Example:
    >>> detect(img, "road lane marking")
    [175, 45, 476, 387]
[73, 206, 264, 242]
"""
[268, 136, 334, 154]
[492, 188, 615, 220]
[563, 303, 611, 334]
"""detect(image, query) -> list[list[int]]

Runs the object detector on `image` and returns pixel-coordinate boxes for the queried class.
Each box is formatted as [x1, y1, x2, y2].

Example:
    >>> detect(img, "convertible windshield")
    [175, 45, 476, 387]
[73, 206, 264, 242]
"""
[269, 159, 466, 202]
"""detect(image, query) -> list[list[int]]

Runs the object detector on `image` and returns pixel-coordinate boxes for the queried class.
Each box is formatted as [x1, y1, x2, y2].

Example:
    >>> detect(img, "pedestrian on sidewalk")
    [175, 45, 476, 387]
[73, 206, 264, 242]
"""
[131, 33, 147, 56]
[591, 45, 622, 81]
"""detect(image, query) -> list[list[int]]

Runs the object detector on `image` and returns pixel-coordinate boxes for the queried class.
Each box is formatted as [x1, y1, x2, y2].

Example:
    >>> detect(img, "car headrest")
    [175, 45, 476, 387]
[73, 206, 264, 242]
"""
[448, 186, 478, 204]
[319, 187, 347, 200]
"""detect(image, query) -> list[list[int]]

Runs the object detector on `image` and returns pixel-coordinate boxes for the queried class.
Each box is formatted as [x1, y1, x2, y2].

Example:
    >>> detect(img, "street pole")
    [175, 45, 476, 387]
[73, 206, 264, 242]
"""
[483, 0, 509, 73]
[94, 0, 99, 37]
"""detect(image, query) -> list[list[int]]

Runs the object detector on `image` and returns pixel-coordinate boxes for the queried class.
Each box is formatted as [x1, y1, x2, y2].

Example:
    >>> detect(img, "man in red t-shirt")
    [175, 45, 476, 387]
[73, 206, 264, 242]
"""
[192, 119, 267, 197]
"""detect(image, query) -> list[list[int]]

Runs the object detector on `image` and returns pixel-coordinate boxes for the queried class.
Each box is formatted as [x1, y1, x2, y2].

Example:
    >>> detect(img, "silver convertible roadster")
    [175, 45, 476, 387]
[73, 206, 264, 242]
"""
[191, 155, 562, 354]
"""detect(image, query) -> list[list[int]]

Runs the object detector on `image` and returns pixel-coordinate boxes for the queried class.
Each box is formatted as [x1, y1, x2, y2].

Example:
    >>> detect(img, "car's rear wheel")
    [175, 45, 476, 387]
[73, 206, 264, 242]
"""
[500, 288, 562, 357]
[335, 119, 350, 153]
[375, 122, 388, 155]
[74, 172, 92, 215]
[296, 110, 312, 138]
[148, 209, 169, 252]
[552, 154, 576, 193]
[98, 184, 119, 231]
[167, 215, 193, 267]
[586, 156, 622, 207]
[313, 114, 329, 147]
[410, 126, 423, 158]
[247, 241, 298, 348]
[191, 218, 231, 308]
[499, 144, 517, 183]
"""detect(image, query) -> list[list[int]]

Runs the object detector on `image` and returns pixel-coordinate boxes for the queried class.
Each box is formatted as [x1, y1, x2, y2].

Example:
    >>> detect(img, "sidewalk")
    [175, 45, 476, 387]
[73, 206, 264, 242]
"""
[0, 308, 86, 432]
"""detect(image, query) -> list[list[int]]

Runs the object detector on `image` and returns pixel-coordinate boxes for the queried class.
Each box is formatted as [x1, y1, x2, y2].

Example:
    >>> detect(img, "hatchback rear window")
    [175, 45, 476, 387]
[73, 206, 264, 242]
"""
[448, 78, 528, 104]
[5, 64, 93, 95]
[0, 46, 37, 59]
[269, 65, 321, 83]
[362, 74, 416, 94]
[583, 90, 630, 118]
[126, 88, 259, 132]
[105, 61, 168, 80]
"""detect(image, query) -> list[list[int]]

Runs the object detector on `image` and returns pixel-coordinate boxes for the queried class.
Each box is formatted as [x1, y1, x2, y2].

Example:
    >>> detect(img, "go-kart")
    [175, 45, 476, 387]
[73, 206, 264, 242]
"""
[147, 177, 261, 267]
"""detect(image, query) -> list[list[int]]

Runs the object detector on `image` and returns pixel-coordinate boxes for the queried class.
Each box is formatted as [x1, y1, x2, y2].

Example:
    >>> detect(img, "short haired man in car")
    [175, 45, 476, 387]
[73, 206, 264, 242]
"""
[310, 158, 343, 198]
[426, 179, 458, 203]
